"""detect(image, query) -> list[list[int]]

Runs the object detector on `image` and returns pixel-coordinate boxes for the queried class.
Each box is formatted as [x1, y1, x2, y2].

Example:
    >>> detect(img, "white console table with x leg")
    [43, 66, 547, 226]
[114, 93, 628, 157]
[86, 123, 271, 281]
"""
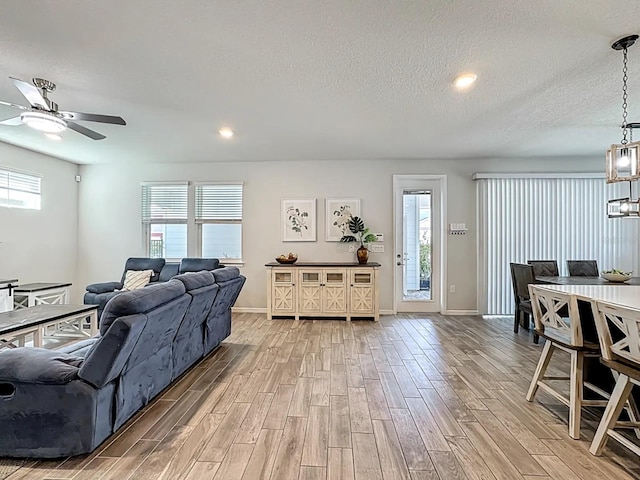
[13, 283, 72, 310]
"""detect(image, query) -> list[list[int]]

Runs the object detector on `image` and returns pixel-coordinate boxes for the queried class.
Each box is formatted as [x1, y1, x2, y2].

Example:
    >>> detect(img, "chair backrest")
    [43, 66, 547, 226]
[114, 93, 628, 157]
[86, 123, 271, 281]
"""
[510, 263, 535, 300]
[527, 260, 559, 277]
[529, 285, 583, 346]
[120, 257, 166, 284]
[592, 300, 640, 365]
[567, 260, 598, 277]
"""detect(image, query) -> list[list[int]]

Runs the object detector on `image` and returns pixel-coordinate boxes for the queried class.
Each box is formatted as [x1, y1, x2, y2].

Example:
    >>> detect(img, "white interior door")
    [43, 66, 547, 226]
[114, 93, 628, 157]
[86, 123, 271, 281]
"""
[393, 175, 444, 313]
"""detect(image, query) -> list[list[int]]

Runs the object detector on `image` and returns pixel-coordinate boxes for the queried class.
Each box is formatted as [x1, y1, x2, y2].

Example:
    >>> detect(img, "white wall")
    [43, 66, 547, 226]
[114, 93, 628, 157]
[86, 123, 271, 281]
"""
[0, 143, 78, 296]
[77, 156, 602, 313]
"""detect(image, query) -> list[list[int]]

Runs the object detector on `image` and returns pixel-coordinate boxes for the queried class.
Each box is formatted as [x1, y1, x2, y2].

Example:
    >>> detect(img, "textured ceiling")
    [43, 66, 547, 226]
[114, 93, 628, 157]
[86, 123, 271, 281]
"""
[0, 0, 639, 164]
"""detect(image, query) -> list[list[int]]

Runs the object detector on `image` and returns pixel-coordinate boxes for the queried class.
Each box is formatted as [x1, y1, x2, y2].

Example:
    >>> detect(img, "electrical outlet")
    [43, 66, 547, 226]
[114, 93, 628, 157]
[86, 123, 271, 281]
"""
[374, 233, 384, 242]
[348, 244, 355, 253]
[449, 285, 456, 293]
[370, 244, 384, 253]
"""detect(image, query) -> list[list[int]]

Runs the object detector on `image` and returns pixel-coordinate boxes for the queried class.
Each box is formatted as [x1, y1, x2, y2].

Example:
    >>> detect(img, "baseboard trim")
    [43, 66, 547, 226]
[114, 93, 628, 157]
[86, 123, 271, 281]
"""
[442, 310, 479, 316]
[232, 307, 267, 314]
[379, 309, 394, 316]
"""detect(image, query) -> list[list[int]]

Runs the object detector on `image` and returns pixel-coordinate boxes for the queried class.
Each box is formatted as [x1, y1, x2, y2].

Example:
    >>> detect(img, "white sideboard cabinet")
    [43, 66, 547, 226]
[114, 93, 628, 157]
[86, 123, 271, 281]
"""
[266, 262, 380, 321]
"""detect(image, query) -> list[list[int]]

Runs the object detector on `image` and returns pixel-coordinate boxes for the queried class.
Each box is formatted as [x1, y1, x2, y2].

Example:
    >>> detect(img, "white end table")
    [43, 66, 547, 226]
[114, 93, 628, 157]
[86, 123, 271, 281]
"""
[13, 282, 72, 310]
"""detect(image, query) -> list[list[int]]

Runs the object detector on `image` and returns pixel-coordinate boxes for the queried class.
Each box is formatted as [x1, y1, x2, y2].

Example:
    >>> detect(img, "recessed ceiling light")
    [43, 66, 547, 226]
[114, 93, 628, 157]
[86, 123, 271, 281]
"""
[219, 128, 234, 139]
[44, 133, 62, 141]
[453, 73, 477, 90]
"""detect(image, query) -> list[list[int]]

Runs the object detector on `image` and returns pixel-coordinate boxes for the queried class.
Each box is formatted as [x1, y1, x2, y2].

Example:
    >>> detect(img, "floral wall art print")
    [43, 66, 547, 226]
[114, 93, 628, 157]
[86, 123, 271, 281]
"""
[326, 198, 361, 241]
[282, 198, 316, 241]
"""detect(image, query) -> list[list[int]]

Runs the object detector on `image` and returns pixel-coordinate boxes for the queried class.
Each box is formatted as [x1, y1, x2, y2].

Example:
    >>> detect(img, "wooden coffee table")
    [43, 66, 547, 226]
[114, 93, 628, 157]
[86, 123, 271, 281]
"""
[0, 304, 98, 349]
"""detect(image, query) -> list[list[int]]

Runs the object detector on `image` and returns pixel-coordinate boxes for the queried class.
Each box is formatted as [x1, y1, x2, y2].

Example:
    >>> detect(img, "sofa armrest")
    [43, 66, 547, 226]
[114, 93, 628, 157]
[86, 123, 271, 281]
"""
[86, 281, 122, 294]
[0, 348, 83, 385]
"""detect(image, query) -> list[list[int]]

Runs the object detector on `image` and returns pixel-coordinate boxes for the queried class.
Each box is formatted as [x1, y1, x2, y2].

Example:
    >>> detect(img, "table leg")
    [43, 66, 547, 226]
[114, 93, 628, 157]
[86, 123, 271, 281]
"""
[33, 328, 43, 348]
[89, 311, 98, 336]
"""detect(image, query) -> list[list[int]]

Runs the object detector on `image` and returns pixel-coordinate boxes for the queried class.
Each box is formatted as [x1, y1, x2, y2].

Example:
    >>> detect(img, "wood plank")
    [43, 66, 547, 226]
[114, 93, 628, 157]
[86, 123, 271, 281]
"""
[289, 377, 314, 417]
[235, 392, 274, 444]
[301, 405, 330, 467]
[348, 387, 373, 434]
[212, 443, 254, 480]
[329, 395, 352, 448]
[372, 419, 411, 480]
[446, 435, 497, 480]
[352, 433, 383, 480]
[240, 428, 282, 480]
[327, 448, 355, 480]
[198, 402, 251, 462]
[180, 461, 220, 480]
[262, 383, 295, 430]
[311, 370, 331, 406]
[405, 397, 450, 452]
[299, 466, 327, 480]
[418, 388, 465, 437]
[429, 451, 468, 480]
[270, 416, 307, 480]
[389, 408, 435, 471]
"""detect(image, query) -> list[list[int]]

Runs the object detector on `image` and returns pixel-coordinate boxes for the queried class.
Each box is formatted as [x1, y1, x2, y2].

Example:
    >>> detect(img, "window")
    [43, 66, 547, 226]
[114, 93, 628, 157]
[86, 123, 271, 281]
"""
[0, 168, 41, 210]
[196, 184, 243, 261]
[142, 183, 188, 259]
[141, 182, 243, 262]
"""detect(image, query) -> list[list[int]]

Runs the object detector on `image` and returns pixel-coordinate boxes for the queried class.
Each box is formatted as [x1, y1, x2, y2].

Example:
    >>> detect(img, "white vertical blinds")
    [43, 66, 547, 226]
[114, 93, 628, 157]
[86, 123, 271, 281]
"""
[476, 176, 640, 315]
[0, 167, 41, 210]
[141, 184, 188, 223]
[195, 184, 243, 222]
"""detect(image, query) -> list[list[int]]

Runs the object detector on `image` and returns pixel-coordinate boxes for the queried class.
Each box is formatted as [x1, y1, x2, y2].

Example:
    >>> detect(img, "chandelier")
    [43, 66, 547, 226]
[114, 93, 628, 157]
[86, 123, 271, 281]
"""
[606, 35, 640, 218]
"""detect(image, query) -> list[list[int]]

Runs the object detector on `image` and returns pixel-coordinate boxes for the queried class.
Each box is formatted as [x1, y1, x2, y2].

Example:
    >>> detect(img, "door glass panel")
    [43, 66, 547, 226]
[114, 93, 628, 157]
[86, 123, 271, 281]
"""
[275, 272, 292, 283]
[303, 272, 320, 282]
[354, 273, 371, 284]
[326, 273, 344, 283]
[402, 191, 431, 300]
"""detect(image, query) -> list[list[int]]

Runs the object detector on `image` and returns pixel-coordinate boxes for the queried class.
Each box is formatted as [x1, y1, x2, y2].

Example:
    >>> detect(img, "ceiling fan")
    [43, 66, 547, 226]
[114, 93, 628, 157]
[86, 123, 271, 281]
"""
[0, 77, 126, 140]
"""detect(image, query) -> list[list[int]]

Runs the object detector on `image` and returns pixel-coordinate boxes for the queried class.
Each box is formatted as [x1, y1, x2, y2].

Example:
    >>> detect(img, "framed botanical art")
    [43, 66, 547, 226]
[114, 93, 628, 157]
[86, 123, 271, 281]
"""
[282, 198, 316, 241]
[325, 198, 360, 241]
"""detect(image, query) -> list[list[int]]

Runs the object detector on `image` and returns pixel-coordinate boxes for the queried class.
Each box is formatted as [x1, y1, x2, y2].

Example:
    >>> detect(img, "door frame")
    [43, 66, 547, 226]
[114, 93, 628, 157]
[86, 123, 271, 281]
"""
[392, 174, 447, 314]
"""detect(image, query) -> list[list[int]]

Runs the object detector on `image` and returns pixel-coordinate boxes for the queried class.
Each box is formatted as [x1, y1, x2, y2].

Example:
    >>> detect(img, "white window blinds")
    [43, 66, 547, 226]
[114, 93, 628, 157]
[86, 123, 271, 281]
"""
[476, 176, 640, 315]
[0, 168, 41, 210]
[141, 184, 188, 223]
[195, 184, 243, 222]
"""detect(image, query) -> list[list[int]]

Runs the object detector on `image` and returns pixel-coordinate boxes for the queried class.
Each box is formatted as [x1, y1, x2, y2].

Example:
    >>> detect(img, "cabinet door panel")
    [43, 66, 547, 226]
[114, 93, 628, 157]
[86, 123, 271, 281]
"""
[299, 269, 322, 313]
[272, 269, 296, 313]
[323, 285, 346, 312]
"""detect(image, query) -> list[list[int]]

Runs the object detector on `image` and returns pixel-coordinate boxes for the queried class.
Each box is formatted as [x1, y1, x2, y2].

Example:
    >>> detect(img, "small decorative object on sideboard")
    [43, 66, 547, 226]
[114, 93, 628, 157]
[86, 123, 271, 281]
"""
[276, 253, 298, 264]
[340, 216, 377, 264]
[601, 269, 632, 282]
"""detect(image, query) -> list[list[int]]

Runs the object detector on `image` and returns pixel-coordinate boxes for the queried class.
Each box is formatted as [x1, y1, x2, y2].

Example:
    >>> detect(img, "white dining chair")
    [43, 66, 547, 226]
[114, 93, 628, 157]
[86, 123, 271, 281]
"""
[526, 286, 609, 439]
[590, 300, 640, 456]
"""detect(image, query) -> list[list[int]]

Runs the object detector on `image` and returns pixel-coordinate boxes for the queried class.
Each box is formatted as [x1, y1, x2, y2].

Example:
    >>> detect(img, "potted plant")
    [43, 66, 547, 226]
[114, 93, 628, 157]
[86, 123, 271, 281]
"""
[340, 216, 377, 264]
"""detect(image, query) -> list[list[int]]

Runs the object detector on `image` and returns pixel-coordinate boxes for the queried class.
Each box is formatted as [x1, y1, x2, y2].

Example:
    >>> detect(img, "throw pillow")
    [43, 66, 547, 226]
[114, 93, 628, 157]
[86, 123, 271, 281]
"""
[122, 269, 153, 291]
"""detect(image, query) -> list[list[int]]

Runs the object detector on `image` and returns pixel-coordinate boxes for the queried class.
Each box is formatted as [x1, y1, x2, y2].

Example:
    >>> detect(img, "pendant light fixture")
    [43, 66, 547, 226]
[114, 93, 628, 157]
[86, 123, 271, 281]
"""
[606, 35, 640, 184]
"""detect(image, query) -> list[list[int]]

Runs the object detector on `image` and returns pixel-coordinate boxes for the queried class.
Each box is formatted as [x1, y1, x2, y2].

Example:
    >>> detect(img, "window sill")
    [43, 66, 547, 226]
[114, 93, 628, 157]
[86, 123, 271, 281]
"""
[221, 260, 244, 268]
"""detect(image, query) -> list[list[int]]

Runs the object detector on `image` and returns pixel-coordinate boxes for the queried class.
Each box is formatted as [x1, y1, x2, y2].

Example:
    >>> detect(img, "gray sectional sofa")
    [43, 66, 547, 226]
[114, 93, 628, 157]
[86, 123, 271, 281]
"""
[0, 267, 245, 458]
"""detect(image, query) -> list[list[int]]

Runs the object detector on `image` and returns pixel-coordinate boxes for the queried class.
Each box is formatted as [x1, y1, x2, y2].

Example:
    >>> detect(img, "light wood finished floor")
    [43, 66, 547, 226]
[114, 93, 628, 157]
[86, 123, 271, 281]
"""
[5, 313, 640, 480]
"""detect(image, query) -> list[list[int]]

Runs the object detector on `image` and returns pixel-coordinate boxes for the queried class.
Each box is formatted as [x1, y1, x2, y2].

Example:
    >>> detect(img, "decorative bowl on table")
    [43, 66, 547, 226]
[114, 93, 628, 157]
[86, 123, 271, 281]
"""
[276, 253, 298, 264]
[601, 270, 632, 282]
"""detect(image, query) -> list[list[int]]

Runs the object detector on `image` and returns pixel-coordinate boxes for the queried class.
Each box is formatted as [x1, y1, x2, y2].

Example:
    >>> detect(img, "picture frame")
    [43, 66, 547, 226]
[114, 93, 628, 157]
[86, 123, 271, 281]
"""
[325, 198, 361, 241]
[282, 198, 316, 242]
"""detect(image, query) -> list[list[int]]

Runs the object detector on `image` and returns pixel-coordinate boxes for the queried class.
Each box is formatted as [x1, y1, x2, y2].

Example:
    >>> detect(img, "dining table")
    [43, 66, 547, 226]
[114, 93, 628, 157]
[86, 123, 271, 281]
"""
[536, 275, 640, 286]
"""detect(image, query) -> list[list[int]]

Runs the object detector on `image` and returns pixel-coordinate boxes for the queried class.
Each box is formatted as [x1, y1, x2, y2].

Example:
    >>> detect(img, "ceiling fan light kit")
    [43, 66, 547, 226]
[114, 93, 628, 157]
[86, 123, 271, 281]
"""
[20, 111, 67, 133]
[0, 77, 126, 140]
[606, 34, 640, 218]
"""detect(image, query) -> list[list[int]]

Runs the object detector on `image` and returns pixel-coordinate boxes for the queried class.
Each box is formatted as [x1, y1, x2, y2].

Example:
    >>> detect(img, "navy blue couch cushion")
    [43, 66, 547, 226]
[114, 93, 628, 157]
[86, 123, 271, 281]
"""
[0, 349, 83, 384]
[212, 266, 240, 283]
[173, 271, 215, 291]
[100, 279, 186, 335]
[159, 263, 180, 282]
[179, 258, 220, 273]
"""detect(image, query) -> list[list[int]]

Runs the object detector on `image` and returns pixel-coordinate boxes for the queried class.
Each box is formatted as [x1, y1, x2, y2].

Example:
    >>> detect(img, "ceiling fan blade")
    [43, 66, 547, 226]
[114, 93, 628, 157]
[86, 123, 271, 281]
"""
[66, 121, 106, 140]
[0, 100, 28, 110]
[0, 117, 23, 126]
[10, 77, 48, 110]
[60, 111, 126, 125]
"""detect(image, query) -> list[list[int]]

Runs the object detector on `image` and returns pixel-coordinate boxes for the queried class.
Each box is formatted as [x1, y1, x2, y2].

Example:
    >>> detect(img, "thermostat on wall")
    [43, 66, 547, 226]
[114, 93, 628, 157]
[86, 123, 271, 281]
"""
[449, 223, 468, 235]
